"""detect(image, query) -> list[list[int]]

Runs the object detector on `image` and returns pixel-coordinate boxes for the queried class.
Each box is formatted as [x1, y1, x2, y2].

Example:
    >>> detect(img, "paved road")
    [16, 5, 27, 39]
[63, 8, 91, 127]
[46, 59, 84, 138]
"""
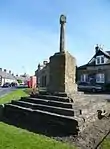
[0, 87, 16, 98]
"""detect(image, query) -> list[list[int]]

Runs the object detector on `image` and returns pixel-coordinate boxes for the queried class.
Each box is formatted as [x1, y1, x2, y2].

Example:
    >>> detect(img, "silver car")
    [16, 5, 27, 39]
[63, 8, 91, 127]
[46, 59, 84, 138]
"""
[78, 82, 103, 92]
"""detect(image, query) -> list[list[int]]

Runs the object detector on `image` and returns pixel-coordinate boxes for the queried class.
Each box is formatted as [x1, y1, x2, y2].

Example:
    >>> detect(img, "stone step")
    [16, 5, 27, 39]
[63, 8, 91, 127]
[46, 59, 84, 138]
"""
[20, 97, 73, 109]
[11, 100, 74, 116]
[37, 91, 84, 97]
[20, 96, 103, 118]
[30, 94, 72, 103]
[3, 103, 80, 135]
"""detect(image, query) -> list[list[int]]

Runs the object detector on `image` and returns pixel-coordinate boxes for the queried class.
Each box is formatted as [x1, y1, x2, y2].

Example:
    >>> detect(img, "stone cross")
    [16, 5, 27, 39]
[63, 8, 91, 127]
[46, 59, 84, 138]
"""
[59, 14, 66, 53]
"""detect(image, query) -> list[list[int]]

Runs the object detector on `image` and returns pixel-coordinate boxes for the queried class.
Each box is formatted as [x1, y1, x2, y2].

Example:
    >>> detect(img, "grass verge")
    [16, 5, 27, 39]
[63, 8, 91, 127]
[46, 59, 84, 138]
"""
[0, 89, 28, 104]
[0, 122, 76, 149]
[101, 137, 110, 149]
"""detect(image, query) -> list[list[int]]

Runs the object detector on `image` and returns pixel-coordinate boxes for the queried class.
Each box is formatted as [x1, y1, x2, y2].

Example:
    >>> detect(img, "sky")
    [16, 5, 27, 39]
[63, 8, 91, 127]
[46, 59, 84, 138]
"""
[0, 0, 110, 75]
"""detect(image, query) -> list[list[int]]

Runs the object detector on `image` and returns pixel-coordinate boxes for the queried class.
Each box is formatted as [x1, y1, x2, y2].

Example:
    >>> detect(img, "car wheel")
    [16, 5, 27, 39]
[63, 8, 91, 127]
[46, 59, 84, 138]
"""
[92, 88, 96, 93]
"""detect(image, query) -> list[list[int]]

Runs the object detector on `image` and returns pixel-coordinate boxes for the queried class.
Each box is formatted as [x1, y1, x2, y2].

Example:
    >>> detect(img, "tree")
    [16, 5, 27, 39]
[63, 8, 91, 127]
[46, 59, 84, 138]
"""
[17, 79, 22, 84]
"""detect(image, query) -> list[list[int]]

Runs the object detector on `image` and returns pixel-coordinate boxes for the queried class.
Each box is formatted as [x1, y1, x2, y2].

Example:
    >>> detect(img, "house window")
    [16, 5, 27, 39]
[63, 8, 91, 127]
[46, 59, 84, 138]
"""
[80, 74, 88, 82]
[101, 56, 104, 63]
[96, 56, 105, 65]
[96, 57, 100, 64]
[96, 73, 105, 83]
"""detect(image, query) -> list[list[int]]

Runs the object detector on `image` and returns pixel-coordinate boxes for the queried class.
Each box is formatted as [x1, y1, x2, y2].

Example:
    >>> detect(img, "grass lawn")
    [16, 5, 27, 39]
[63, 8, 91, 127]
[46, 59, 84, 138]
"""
[0, 122, 76, 149]
[101, 138, 110, 149]
[0, 89, 28, 104]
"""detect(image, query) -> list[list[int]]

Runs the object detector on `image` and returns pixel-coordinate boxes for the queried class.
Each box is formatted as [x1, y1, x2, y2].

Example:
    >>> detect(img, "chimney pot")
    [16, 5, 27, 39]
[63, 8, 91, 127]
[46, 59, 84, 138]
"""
[43, 61, 48, 65]
[38, 63, 41, 70]
[95, 44, 99, 53]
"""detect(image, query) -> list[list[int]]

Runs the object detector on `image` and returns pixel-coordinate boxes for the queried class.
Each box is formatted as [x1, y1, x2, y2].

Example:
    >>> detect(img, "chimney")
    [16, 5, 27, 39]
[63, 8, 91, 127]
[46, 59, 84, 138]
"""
[95, 44, 99, 53]
[9, 70, 11, 73]
[12, 73, 14, 76]
[16, 74, 18, 77]
[38, 63, 41, 70]
[4, 69, 6, 72]
[0, 68, 2, 71]
[43, 61, 48, 66]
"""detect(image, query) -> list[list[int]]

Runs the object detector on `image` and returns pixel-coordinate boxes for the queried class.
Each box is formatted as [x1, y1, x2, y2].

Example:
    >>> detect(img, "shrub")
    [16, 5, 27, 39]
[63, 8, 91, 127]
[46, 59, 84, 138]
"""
[17, 79, 22, 84]
[24, 88, 38, 95]
[104, 83, 110, 91]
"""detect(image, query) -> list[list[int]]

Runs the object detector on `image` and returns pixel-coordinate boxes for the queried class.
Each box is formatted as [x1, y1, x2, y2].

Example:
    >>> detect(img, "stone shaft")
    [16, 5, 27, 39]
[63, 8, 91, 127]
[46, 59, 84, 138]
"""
[60, 23, 65, 53]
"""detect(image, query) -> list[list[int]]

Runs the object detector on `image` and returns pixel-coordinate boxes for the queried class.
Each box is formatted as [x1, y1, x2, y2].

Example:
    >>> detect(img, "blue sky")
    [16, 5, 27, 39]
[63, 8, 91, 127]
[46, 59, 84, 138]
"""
[0, 0, 110, 75]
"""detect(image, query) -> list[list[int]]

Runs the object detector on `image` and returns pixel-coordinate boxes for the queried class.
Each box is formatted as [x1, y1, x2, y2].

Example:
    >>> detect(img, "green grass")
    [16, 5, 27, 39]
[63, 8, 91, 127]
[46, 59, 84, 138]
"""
[0, 122, 76, 149]
[0, 89, 28, 104]
[100, 138, 110, 149]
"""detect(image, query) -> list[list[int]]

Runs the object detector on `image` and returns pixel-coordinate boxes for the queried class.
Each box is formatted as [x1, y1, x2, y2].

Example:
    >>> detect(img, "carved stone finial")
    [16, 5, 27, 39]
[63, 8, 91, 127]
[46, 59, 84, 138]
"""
[60, 14, 66, 24]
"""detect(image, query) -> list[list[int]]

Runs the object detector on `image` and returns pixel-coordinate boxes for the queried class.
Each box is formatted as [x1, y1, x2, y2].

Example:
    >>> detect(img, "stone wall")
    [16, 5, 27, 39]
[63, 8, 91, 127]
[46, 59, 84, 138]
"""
[36, 64, 50, 87]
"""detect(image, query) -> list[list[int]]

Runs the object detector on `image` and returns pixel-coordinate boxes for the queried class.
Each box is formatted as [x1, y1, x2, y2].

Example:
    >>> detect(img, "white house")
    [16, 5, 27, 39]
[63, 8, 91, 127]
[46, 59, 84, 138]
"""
[0, 68, 17, 86]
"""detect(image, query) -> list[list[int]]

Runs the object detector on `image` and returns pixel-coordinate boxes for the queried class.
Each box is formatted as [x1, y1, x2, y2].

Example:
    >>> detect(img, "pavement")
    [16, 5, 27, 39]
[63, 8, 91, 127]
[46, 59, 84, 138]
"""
[84, 92, 110, 101]
[0, 87, 16, 98]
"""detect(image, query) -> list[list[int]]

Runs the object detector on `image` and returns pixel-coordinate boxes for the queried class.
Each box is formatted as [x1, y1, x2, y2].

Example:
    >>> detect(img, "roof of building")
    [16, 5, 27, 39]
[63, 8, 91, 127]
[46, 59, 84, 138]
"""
[15, 74, 30, 82]
[106, 51, 110, 55]
[0, 70, 16, 80]
[78, 47, 110, 70]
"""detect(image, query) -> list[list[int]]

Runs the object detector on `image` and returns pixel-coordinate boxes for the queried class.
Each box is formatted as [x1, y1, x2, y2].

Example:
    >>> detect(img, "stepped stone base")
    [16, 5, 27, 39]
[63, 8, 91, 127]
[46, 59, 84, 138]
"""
[1, 92, 110, 148]
[3, 103, 79, 135]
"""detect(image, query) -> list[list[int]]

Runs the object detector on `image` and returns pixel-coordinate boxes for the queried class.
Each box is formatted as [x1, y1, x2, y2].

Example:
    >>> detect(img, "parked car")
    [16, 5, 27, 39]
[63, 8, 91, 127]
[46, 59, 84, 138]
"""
[11, 82, 18, 87]
[78, 82, 104, 92]
[2, 82, 11, 88]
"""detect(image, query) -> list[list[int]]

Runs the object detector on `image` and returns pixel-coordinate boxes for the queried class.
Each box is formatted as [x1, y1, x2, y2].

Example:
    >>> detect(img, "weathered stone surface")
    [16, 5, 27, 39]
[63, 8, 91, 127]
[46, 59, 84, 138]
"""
[59, 14, 66, 53]
[47, 51, 77, 95]
[65, 51, 77, 94]
[3, 103, 79, 135]
[75, 117, 110, 149]
[21, 97, 73, 108]
[48, 52, 65, 93]
[30, 94, 71, 102]
[0, 104, 4, 119]
[11, 100, 75, 116]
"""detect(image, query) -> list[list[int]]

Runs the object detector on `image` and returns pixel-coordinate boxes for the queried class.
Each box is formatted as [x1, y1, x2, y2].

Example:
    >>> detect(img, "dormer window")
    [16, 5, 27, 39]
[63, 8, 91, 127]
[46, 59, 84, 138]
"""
[101, 56, 104, 63]
[96, 55, 105, 65]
